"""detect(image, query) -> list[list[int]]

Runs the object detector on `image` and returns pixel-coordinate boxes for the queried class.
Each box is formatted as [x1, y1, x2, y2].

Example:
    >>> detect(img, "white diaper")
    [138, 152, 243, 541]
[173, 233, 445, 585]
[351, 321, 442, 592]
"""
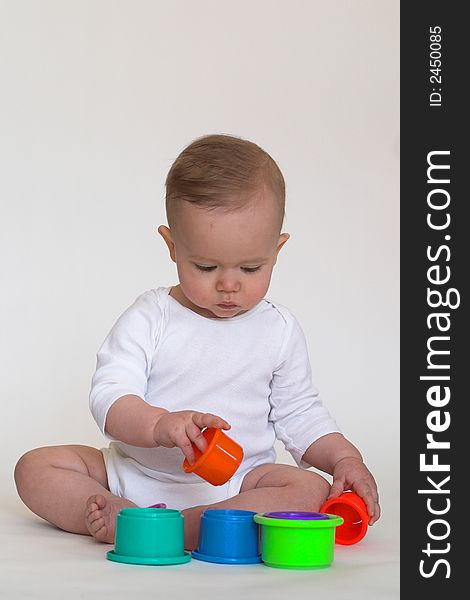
[101, 444, 247, 511]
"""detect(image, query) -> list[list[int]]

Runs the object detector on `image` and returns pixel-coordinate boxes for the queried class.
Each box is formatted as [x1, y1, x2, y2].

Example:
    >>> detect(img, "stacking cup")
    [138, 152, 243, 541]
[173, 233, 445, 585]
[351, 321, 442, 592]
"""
[192, 509, 261, 564]
[254, 511, 343, 569]
[320, 491, 369, 545]
[183, 427, 244, 486]
[107, 508, 191, 565]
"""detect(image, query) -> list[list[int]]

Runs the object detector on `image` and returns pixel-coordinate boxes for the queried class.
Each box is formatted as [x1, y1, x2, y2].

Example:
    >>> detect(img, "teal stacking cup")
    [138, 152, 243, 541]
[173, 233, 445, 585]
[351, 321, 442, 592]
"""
[107, 508, 191, 565]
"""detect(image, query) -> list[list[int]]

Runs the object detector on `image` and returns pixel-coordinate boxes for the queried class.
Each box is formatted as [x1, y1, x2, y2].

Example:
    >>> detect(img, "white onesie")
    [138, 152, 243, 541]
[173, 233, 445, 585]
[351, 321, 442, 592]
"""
[90, 287, 340, 509]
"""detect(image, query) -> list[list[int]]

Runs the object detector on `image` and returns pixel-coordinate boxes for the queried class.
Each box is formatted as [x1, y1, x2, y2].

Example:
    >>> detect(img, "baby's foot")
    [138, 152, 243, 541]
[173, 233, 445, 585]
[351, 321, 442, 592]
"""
[181, 505, 206, 551]
[85, 493, 136, 544]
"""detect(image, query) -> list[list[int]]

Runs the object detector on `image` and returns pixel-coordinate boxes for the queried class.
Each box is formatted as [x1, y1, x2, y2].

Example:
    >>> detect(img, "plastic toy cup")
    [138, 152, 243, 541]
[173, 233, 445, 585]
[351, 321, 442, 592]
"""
[182, 427, 244, 486]
[192, 509, 261, 564]
[254, 511, 343, 569]
[320, 491, 369, 545]
[107, 508, 191, 565]
[264, 511, 329, 520]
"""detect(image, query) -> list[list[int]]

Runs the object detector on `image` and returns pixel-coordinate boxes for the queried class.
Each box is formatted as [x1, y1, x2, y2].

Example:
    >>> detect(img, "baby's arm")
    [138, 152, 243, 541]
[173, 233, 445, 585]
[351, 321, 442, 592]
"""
[90, 292, 230, 464]
[302, 432, 380, 525]
[106, 394, 230, 464]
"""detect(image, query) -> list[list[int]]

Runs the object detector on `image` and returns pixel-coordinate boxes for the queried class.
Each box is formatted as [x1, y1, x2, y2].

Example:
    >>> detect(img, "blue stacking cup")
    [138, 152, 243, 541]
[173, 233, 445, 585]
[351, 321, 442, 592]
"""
[192, 509, 261, 564]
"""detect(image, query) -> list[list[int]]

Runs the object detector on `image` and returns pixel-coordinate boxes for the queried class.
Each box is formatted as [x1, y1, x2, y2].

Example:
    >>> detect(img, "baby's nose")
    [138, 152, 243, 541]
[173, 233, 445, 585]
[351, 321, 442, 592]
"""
[216, 273, 241, 292]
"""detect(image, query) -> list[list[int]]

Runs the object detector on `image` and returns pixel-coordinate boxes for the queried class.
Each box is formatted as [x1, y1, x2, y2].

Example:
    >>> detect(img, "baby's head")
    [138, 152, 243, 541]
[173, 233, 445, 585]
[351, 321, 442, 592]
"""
[159, 134, 289, 318]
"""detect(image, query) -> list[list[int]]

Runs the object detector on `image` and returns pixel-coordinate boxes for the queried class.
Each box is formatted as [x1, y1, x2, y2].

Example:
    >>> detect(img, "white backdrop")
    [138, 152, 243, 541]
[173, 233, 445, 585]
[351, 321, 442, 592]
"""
[0, 0, 399, 533]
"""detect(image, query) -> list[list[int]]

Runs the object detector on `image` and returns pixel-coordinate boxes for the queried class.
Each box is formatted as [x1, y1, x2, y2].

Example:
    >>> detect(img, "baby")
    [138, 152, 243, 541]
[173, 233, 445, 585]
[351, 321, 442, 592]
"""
[15, 134, 380, 550]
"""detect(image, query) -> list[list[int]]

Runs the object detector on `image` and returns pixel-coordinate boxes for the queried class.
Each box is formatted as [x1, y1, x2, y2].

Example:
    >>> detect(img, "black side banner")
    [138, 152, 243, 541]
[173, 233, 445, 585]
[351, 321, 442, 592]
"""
[401, 2, 466, 596]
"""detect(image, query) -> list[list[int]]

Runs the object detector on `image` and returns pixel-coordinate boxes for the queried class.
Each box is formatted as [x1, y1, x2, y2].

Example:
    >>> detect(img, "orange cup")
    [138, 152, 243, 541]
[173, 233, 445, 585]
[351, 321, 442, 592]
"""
[182, 428, 244, 486]
[320, 491, 369, 545]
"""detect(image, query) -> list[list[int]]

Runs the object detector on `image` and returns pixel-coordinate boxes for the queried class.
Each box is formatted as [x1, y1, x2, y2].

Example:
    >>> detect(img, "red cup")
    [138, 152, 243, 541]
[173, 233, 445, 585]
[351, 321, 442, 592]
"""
[182, 428, 244, 486]
[320, 491, 369, 545]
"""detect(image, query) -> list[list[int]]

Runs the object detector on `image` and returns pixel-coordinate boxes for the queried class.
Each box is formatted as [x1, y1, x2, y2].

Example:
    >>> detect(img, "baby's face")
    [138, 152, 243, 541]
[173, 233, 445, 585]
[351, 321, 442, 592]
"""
[160, 190, 288, 319]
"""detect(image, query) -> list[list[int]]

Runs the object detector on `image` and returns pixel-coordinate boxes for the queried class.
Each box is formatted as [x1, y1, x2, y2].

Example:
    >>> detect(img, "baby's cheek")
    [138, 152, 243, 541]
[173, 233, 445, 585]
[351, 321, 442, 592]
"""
[252, 275, 272, 298]
[183, 281, 210, 306]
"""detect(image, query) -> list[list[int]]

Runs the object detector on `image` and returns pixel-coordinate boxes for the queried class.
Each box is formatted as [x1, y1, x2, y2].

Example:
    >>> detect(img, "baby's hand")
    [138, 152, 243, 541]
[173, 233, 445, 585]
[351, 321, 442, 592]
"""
[153, 410, 230, 465]
[328, 457, 381, 525]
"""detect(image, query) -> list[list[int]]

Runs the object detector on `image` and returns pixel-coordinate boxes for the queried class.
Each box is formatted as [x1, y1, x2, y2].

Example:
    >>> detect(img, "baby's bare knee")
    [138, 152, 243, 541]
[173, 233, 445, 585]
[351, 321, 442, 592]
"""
[288, 470, 331, 512]
[15, 446, 74, 493]
[14, 448, 46, 495]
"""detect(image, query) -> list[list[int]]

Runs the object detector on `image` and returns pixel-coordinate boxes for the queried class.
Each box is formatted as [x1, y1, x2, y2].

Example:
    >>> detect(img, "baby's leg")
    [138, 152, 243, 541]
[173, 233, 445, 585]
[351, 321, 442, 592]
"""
[182, 463, 330, 550]
[14, 445, 135, 543]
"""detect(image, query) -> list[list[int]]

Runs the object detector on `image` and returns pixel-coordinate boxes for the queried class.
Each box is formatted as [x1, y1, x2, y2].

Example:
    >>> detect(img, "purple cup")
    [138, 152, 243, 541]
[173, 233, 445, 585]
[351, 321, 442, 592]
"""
[263, 511, 329, 520]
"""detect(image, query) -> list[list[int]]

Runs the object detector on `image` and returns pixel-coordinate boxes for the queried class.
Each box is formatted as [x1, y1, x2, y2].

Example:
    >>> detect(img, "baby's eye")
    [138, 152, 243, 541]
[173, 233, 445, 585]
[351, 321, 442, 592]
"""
[195, 264, 217, 272]
[241, 266, 261, 273]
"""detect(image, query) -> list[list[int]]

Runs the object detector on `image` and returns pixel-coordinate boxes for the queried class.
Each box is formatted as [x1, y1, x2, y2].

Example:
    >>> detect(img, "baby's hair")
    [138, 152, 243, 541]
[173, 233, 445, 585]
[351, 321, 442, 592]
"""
[165, 133, 285, 228]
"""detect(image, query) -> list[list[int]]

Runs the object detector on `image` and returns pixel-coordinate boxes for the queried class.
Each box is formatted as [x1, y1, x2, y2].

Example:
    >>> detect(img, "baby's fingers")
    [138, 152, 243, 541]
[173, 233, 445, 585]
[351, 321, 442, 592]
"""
[185, 421, 208, 456]
[192, 412, 230, 431]
[175, 431, 197, 466]
[327, 478, 345, 500]
[180, 412, 231, 465]
[352, 482, 380, 524]
[369, 502, 381, 525]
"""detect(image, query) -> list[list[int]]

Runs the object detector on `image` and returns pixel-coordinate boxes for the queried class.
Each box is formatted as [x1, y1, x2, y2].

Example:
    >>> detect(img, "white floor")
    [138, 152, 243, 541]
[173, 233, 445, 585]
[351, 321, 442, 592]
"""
[1, 499, 399, 600]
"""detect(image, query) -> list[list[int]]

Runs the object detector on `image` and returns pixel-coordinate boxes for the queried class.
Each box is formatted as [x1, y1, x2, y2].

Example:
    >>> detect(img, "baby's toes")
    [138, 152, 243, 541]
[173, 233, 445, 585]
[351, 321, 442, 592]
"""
[89, 516, 112, 543]
[93, 516, 105, 534]
[85, 503, 97, 520]
[87, 508, 102, 526]
[87, 514, 105, 535]
[85, 496, 99, 515]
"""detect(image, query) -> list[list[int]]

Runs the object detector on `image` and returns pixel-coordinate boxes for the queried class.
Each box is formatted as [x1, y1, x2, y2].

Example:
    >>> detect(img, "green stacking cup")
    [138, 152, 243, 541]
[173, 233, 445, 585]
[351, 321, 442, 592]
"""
[254, 512, 344, 569]
[107, 508, 191, 565]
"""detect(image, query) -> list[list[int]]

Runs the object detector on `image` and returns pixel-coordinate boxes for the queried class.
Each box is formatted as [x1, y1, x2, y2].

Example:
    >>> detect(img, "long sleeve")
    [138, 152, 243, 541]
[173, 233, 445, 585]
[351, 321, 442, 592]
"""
[89, 291, 162, 438]
[268, 314, 340, 467]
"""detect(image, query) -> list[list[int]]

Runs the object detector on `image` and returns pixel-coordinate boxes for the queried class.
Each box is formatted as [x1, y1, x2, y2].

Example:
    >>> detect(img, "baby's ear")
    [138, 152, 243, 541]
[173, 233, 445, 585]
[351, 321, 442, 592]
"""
[273, 233, 289, 265]
[277, 232, 290, 254]
[157, 225, 176, 262]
